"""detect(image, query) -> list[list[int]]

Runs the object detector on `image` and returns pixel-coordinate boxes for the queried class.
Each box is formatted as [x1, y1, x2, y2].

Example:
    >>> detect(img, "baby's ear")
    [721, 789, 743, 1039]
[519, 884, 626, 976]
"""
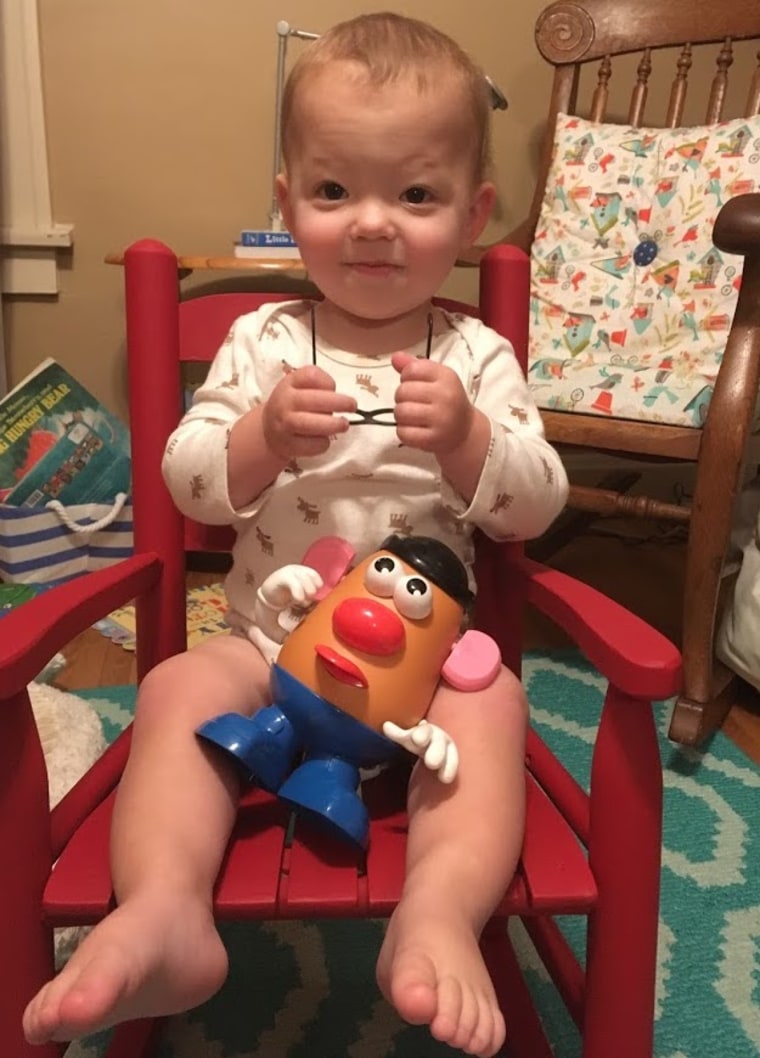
[465, 181, 496, 246]
[275, 174, 294, 232]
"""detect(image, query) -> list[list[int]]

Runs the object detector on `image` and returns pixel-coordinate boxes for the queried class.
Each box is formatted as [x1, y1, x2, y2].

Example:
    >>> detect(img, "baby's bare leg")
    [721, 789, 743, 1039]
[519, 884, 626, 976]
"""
[376, 666, 527, 1058]
[23, 633, 271, 1045]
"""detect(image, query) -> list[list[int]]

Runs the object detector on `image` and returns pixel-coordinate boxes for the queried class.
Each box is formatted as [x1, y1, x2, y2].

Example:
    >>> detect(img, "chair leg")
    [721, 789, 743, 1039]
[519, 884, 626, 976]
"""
[582, 690, 662, 1058]
[1, 691, 62, 1058]
[668, 664, 737, 745]
[480, 919, 554, 1058]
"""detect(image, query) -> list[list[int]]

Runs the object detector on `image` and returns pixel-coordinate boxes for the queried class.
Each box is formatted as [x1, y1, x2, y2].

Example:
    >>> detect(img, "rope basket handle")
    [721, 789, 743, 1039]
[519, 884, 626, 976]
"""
[45, 492, 129, 535]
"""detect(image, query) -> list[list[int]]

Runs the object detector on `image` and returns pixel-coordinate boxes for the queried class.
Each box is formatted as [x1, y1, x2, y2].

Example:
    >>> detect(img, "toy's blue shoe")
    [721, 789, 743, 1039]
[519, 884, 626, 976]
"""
[278, 755, 369, 848]
[197, 707, 298, 791]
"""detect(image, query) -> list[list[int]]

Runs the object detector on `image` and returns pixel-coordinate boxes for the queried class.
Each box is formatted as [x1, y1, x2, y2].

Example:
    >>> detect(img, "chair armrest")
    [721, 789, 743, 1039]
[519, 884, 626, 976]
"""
[517, 555, 682, 700]
[0, 553, 161, 695]
[713, 192, 760, 258]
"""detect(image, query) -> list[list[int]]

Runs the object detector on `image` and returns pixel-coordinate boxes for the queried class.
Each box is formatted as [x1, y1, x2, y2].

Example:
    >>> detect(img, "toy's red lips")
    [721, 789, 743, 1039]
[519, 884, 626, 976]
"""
[315, 644, 368, 688]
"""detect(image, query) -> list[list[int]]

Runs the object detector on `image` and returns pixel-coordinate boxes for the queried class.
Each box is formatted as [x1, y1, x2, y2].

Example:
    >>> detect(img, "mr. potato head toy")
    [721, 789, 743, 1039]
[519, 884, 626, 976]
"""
[197, 534, 501, 847]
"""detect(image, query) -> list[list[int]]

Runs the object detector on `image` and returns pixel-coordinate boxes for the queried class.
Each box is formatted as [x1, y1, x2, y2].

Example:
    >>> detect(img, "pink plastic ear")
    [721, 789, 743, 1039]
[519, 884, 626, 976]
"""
[301, 536, 356, 600]
[441, 629, 501, 692]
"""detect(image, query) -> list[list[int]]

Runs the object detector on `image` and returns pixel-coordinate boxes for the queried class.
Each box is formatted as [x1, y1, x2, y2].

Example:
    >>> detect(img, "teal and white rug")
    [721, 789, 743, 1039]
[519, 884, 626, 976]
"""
[63, 651, 759, 1058]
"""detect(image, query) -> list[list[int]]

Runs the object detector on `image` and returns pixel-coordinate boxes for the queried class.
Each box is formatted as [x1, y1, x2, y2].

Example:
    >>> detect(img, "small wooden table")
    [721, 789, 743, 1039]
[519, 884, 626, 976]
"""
[104, 251, 308, 276]
[105, 248, 480, 274]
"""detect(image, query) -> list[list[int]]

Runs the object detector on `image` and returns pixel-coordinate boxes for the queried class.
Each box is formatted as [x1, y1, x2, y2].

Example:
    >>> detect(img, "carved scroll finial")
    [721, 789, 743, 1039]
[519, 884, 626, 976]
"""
[535, 2, 595, 64]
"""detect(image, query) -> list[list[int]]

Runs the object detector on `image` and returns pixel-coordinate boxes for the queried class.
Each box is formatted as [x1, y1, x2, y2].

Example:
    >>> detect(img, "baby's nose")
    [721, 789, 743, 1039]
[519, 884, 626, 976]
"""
[351, 199, 395, 238]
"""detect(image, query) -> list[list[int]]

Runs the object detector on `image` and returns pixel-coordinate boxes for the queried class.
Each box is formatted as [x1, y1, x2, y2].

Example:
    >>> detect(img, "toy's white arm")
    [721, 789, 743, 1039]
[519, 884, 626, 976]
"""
[254, 564, 323, 643]
[382, 719, 459, 784]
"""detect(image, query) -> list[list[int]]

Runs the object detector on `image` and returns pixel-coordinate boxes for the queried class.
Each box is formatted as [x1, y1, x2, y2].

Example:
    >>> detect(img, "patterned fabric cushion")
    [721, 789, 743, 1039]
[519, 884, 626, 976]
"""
[529, 113, 760, 426]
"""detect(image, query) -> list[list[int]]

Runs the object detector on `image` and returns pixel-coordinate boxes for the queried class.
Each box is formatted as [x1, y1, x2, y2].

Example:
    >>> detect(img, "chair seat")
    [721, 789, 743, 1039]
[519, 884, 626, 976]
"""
[43, 765, 597, 926]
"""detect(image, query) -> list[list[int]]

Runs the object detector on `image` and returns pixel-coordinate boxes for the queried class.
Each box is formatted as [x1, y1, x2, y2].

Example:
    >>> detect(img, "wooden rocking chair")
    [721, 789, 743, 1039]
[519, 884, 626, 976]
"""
[495, 0, 760, 746]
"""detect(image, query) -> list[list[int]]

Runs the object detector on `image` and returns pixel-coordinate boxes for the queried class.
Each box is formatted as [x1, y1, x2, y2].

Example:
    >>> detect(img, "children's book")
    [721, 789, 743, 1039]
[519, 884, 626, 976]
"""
[233, 245, 302, 259]
[0, 358, 131, 508]
[233, 228, 301, 260]
[238, 229, 298, 248]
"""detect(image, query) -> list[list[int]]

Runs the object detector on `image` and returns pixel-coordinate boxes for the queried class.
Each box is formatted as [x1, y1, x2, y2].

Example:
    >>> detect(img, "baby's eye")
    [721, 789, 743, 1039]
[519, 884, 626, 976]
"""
[317, 181, 347, 201]
[401, 186, 432, 205]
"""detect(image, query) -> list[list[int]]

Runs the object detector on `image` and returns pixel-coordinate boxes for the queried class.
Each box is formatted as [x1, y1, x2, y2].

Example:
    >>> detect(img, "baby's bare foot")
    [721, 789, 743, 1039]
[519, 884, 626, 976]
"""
[376, 898, 505, 1058]
[23, 892, 227, 1044]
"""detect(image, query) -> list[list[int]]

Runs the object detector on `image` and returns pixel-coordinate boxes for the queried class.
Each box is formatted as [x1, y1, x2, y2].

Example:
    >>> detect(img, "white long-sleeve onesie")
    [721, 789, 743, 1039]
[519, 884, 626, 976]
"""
[162, 300, 568, 652]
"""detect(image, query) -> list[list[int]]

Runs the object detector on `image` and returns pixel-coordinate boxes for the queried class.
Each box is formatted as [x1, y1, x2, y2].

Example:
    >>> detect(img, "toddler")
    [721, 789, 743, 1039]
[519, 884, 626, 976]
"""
[24, 13, 567, 1057]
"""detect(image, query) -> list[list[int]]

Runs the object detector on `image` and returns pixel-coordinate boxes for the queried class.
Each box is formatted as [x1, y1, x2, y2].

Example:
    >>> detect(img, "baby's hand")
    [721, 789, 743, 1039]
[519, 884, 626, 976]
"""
[392, 352, 474, 454]
[382, 718, 459, 783]
[263, 366, 356, 460]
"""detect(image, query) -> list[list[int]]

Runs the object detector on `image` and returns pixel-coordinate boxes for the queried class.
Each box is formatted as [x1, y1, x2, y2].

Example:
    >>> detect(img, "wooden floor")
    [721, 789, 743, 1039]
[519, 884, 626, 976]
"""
[55, 526, 760, 765]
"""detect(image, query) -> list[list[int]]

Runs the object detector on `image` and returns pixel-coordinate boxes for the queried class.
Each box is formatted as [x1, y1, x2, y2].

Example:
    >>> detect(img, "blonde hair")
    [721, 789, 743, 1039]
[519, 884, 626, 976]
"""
[281, 12, 492, 181]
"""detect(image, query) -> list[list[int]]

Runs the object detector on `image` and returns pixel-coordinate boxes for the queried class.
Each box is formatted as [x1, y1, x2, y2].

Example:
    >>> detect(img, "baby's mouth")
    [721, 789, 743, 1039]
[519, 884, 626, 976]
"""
[345, 261, 401, 277]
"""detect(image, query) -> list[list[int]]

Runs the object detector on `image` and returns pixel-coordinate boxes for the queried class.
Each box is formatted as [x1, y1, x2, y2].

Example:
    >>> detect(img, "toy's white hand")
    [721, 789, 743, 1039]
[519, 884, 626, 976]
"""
[254, 564, 323, 642]
[258, 564, 323, 608]
[382, 719, 459, 783]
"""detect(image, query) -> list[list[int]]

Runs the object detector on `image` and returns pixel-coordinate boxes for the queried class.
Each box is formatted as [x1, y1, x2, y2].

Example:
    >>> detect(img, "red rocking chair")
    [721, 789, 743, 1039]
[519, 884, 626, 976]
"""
[0, 239, 681, 1058]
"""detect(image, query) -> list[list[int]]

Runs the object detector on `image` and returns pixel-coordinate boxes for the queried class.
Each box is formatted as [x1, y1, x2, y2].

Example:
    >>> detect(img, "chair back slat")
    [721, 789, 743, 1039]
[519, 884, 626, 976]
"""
[178, 292, 295, 364]
[666, 44, 692, 126]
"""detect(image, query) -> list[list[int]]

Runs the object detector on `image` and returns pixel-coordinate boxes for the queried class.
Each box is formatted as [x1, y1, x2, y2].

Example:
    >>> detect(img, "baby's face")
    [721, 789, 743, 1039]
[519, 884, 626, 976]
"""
[276, 63, 493, 331]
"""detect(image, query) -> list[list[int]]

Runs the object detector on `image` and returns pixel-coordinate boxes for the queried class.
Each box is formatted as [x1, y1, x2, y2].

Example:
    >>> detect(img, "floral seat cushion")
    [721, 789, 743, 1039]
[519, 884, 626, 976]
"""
[529, 112, 760, 426]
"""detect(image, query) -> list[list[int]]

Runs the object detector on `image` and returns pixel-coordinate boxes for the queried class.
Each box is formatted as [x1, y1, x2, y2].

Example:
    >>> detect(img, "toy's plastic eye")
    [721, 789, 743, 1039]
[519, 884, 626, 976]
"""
[364, 555, 401, 597]
[393, 575, 433, 620]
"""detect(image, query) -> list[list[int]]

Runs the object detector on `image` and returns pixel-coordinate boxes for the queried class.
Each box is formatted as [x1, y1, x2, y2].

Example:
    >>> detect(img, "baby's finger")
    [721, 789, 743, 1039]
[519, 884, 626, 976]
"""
[294, 389, 357, 416]
[391, 351, 416, 375]
[392, 353, 439, 380]
[290, 411, 351, 437]
[291, 365, 340, 390]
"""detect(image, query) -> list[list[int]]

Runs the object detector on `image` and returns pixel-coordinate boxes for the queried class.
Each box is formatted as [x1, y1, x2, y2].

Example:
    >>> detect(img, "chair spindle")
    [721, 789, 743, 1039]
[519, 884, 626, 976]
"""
[628, 49, 652, 125]
[666, 43, 692, 127]
[747, 50, 760, 115]
[590, 56, 612, 121]
[706, 38, 734, 123]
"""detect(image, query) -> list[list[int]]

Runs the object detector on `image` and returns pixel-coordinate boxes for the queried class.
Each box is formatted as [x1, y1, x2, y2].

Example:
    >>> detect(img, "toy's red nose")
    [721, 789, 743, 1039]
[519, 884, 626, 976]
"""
[332, 597, 405, 655]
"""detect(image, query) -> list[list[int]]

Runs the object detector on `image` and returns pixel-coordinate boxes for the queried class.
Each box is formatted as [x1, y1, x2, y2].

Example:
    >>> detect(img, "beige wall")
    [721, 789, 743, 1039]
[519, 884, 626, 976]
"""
[4, 2, 757, 420]
[5, 0, 548, 416]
